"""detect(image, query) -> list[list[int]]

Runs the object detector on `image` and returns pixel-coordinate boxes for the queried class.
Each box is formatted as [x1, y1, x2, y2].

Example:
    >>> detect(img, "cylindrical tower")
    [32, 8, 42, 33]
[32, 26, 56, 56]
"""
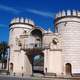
[55, 10, 80, 75]
[9, 17, 35, 50]
[9, 17, 35, 75]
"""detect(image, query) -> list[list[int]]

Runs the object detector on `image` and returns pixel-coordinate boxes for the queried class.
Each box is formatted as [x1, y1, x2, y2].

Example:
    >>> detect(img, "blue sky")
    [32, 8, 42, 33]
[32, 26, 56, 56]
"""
[0, 0, 80, 42]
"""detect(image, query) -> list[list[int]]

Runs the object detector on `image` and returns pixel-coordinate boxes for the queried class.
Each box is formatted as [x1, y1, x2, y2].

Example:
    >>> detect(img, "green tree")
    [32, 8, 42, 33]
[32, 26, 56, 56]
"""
[0, 41, 8, 69]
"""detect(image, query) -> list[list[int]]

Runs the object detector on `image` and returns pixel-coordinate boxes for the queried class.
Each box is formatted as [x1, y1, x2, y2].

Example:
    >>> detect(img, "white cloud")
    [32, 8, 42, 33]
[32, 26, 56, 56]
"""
[0, 24, 7, 27]
[0, 5, 20, 14]
[26, 8, 54, 18]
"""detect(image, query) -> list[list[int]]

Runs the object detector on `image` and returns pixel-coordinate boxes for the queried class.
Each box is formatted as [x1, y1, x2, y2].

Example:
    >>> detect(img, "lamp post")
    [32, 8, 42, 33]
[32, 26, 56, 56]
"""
[7, 46, 10, 74]
[31, 54, 34, 76]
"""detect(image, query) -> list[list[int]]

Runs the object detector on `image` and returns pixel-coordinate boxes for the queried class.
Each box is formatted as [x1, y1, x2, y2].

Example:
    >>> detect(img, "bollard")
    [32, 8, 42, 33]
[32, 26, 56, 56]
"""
[13, 72, 16, 76]
[22, 73, 24, 77]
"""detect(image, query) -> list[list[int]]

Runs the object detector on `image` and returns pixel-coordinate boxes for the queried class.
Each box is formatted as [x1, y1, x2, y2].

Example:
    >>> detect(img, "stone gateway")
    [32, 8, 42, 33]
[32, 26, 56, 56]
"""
[8, 10, 80, 76]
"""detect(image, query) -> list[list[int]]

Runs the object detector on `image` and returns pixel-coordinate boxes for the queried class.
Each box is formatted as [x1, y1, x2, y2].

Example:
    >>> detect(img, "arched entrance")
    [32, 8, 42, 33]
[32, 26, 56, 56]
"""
[10, 63, 13, 71]
[28, 28, 44, 75]
[32, 52, 44, 74]
[65, 63, 72, 75]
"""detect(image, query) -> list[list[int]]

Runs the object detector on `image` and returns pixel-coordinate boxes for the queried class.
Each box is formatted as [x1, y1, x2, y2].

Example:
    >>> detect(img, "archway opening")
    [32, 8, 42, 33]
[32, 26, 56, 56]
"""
[32, 52, 44, 74]
[30, 29, 43, 48]
[31, 29, 42, 38]
[65, 63, 72, 75]
[10, 63, 13, 71]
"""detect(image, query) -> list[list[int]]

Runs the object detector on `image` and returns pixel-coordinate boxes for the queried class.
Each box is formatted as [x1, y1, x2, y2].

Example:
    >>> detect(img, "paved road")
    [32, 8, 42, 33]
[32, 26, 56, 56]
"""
[0, 76, 40, 80]
[0, 75, 46, 80]
[0, 75, 80, 80]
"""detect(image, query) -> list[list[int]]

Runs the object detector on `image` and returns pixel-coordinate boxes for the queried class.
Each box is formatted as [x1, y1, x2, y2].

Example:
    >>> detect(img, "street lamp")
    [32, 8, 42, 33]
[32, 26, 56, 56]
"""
[7, 46, 10, 75]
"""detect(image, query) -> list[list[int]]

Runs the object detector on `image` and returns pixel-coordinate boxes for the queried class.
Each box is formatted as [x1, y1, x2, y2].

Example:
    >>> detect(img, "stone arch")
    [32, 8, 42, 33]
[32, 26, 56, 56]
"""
[30, 28, 43, 38]
[30, 28, 43, 48]
[65, 63, 72, 75]
[30, 28, 44, 35]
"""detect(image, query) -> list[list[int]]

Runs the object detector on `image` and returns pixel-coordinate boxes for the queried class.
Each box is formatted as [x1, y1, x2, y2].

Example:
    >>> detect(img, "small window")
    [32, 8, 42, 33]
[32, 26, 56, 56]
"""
[23, 30, 27, 34]
[36, 39, 40, 41]
[35, 44, 37, 47]
[18, 42, 22, 46]
[52, 38, 58, 45]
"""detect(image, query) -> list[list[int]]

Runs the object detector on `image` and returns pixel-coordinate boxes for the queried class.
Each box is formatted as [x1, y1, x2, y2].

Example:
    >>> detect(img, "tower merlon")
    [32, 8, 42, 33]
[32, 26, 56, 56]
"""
[10, 17, 35, 27]
[55, 10, 80, 26]
[55, 10, 80, 19]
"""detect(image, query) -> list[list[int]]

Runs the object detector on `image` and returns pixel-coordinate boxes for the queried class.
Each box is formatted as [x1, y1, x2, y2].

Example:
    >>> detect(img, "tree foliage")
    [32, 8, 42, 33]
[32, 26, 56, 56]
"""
[0, 41, 8, 60]
[0, 41, 8, 69]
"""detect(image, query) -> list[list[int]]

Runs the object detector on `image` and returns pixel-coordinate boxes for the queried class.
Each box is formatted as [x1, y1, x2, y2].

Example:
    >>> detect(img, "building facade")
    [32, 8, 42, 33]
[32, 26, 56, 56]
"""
[8, 10, 80, 76]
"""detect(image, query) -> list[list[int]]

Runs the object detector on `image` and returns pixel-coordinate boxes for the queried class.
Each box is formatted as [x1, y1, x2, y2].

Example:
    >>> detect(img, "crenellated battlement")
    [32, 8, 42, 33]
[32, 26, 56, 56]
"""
[55, 10, 80, 19]
[10, 17, 35, 26]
